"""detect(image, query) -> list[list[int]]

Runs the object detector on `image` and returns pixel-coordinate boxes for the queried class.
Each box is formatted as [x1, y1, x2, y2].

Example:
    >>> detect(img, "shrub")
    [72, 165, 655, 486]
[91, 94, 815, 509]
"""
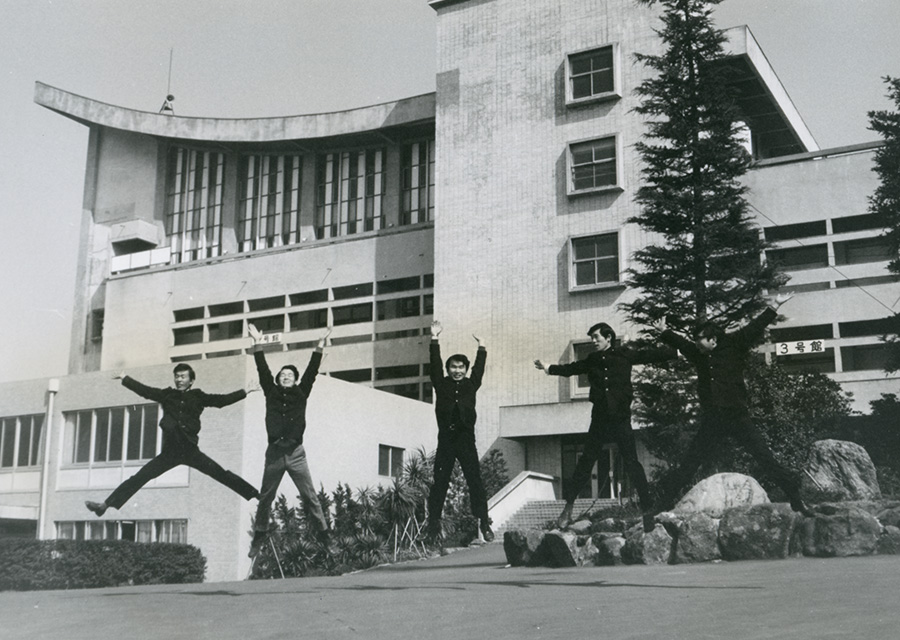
[0, 539, 205, 591]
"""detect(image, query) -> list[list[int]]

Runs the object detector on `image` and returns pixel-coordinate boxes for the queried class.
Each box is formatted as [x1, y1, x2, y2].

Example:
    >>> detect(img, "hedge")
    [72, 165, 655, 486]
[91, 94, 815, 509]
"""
[0, 538, 206, 591]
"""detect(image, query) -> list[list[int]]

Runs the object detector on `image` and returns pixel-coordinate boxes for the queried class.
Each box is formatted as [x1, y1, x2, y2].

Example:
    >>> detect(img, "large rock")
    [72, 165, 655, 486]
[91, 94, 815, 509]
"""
[665, 512, 721, 564]
[877, 525, 900, 555]
[590, 533, 626, 566]
[802, 439, 881, 501]
[798, 503, 882, 557]
[537, 530, 579, 567]
[718, 503, 801, 561]
[874, 503, 900, 528]
[503, 529, 546, 567]
[674, 473, 770, 517]
[621, 524, 673, 565]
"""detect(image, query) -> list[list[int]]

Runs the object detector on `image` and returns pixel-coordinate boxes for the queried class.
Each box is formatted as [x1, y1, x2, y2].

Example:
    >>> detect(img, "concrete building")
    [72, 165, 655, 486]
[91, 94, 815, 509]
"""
[1, 0, 896, 579]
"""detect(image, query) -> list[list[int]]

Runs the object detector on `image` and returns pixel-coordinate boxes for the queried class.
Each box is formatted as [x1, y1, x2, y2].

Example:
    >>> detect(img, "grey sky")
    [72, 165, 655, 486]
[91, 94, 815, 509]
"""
[0, 0, 897, 383]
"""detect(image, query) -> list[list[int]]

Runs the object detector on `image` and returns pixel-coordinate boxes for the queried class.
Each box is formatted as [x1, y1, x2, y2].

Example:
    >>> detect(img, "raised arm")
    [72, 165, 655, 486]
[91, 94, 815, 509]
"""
[118, 373, 165, 402]
[470, 333, 487, 390]
[732, 295, 789, 348]
[249, 324, 276, 395]
[298, 328, 330, 395]
[429, 320, 444, 386]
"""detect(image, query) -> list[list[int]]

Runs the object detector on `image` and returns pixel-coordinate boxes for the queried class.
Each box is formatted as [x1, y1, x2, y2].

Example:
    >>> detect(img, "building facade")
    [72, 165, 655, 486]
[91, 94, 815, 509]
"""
[1, 0, 896, 579]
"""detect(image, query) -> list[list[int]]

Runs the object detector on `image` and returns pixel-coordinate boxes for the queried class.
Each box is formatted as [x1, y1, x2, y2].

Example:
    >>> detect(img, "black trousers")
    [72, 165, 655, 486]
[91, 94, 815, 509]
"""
[656, 405, 803, 511]
[105, 433, 258, 509]
[427, 430, 489, 524]
[563, 409, 651, 510]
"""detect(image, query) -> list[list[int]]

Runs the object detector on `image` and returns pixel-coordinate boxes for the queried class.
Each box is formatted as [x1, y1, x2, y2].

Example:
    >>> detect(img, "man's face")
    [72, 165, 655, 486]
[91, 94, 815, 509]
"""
[447, 360, 468, 381]
[589, 329, 611, 352]
[173, 371, 193, 391]
[277, 369, 297, 387]
[697, 336, 717, 353]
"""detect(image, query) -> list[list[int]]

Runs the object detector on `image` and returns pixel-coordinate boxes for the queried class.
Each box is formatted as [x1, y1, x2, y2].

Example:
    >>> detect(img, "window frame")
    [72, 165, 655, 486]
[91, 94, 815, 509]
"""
[568, 231, 623, 292]
[566, 134, 623, 196]
[565, 43, 622, 107]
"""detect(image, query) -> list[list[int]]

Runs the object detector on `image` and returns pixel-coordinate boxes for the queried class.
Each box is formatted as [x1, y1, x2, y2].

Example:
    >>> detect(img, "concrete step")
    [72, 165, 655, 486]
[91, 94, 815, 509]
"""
[496, 498, 620, 533]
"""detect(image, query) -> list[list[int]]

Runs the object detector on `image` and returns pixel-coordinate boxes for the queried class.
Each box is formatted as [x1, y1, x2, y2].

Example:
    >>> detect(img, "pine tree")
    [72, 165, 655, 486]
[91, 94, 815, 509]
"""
[622, 0, 785, 334]
[867, 77, 900, 373]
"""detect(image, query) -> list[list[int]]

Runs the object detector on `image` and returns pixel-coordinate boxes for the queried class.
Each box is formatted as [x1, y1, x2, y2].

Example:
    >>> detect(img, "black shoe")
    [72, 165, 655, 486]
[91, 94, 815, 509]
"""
[790, 496, 815, 517]
[556, 503, 574, 530]
[249, 530, 268, 558]
[424, 520, 442, 545]
[480, 524, 494, 543]
[85, 501, 107, 517]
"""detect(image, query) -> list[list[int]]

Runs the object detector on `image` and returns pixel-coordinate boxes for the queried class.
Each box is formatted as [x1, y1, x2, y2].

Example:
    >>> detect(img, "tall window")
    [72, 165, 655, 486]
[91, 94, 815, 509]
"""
[567, 44, 618, 103]
[166, 147, 225, 263]
[568, 136, 619, 193]
[570, 233, 620, 288]
[316, 149, 384, 239]
[378, 444, 404, 478]
[67, 404, 159, 465]
[0, 414, 43, 469]
[400, 140, 435, 225]
[238, 154, 303, 252]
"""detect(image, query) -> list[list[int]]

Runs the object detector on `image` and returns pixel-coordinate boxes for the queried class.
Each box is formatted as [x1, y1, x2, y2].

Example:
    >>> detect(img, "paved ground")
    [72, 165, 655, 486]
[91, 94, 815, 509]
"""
[3, 542, 900, 640]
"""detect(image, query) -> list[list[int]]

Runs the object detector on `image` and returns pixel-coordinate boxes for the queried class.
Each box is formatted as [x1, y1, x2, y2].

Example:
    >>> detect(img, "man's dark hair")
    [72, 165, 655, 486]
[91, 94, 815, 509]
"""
[586, 322, 616, 347]
[278, 365, 300, 384]
[693, 322, 725, 341]
[446, 354, 470, 373]
[173, 363, 196, 381]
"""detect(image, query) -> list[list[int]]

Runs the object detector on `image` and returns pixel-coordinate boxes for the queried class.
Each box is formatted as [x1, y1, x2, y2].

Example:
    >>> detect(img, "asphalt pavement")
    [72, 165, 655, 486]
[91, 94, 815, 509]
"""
[2, 541, 899, 640]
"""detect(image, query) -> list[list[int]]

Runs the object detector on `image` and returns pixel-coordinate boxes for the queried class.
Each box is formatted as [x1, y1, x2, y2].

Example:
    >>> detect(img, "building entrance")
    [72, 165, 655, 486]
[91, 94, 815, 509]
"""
[560, 435, 620, 500]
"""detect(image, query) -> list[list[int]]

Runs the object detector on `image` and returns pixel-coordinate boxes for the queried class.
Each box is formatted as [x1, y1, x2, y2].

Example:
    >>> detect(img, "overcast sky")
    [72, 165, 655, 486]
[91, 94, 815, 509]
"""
[1, 0, 898, 384]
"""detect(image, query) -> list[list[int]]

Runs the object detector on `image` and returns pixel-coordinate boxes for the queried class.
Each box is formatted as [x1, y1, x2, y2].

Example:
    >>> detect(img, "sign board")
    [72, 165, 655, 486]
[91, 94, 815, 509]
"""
[259, 332, 283, 344]
[775, 340, 827, 356]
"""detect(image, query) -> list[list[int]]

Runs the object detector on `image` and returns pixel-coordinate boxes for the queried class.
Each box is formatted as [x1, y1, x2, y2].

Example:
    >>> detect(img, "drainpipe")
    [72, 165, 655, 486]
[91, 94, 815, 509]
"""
[37, 378, 59, 540]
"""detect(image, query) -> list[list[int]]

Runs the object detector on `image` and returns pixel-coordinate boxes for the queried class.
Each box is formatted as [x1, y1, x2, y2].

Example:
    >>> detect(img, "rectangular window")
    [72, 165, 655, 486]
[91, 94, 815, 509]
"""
[238, 154, 302, 252]
[174, 307, 204, 322]
[332, 302, 373, 326]
[290, 290, 329, 306]
[833, 237, 891, 266]
[376, 276, 420, 295]
[251, 314, 285, 334]
[766, 244, 829, 270]
[69, 405, 158, 465]
[570, 233, 619, 288]
[568, 136, 619, 193]
[423, 294, 434, 315]
[165, 147, 225, 264]
[173, 326, 204, 346]
[248, 296, 285, 312]
[835, 276, 897, 289]
[331, 369, 372, 382]
[90, 310, 104, 343]
[207, 320, 243, 342]
[375, 364, 421, 381]
[378, 444, 405, 478]
[567, 45, 617, 103]
[842, 344, 889, 372]
[208, 302, 244, 317]
[763, 220, 827, 242]
[376, 383, 420, 400]
[769, 324, 834, 342]
[839, 317, 897, 338]
[0, 416, 40, 469]
[831, 212, 887, 234]
[315, 149, 384, 239]
[774, 348, 836, 374]
[376, 296, 421, 321]
[288, 309, 328, 331]
[400, 140, 435, 225]
[56, 519, 187, 543]
[333, 283, 373, 300]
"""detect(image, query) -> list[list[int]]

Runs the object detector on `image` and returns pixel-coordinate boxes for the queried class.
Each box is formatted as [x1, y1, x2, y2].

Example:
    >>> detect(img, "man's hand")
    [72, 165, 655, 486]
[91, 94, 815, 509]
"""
[317, 327, 332, 350]
[773, 292, 793, 309]
[533, 359, 550, 375]
[246, 381, 261, 394]
[652, 316, 667, 333]
[473, 334, 485, 348]
[248, 323, 263, 345]
[430, 320, 443, 338]
[113, 371, 126, 380]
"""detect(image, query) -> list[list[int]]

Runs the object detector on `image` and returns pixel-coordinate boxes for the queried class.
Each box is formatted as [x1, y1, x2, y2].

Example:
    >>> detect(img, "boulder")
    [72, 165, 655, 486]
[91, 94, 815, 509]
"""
[877, 525, 900, 555]
[674, 473, 770, 517]
[568, 519, 592, 535]
[537, 530, 579, 567]
[590, 533, 626, 566]
[875, 504, 900, 528]
[621, 523, 673, 565]
[667, 512, 721, 564]
[798, 503, 882, 557]
[718, 503, 801, 561]
[591, 517, 627, 535]
[503, 529, 546, 567]
[802, 439, 881, 501]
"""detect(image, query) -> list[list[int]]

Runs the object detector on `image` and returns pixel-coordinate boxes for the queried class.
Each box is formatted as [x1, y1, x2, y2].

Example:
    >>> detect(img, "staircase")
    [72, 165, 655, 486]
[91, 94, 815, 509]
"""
[495, 498, 620, 534]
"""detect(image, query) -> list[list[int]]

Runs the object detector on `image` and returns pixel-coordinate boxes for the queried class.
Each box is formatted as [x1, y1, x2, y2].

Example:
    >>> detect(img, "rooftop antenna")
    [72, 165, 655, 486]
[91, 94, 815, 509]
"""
[159, 48, 175, 115]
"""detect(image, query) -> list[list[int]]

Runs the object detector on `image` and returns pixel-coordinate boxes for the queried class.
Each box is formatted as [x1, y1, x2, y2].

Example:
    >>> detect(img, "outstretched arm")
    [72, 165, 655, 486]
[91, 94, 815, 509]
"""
[249, 324, 275, 394]
[117, 373, 165, 402]
[299, 328, 330, 395]
[470, 333, 487, 389]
